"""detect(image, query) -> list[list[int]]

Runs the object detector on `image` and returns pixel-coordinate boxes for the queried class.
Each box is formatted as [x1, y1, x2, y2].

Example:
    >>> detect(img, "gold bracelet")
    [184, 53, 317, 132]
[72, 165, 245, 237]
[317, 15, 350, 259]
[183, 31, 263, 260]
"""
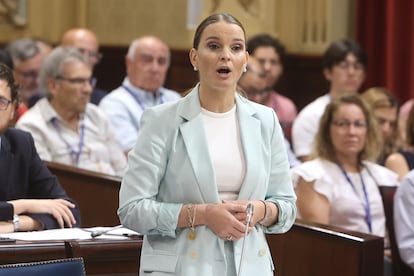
[186, 204, 196, 240]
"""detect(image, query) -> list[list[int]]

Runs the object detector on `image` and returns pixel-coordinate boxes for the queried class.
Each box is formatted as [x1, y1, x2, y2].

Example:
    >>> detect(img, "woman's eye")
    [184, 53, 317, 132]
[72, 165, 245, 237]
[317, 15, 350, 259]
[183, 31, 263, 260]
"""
[208, 43, 219, 50]
[232, 45, 243, 51]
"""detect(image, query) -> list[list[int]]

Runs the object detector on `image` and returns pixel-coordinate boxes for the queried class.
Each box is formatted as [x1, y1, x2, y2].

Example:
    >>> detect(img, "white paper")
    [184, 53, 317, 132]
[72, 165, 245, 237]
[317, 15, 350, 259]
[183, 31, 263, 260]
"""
[0, 226, 141, 241]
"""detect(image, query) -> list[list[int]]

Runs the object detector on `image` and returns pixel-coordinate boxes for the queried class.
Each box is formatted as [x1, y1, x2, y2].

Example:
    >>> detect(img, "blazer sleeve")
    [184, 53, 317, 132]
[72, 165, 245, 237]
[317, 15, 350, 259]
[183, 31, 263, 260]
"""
[263, 110, 297, 234]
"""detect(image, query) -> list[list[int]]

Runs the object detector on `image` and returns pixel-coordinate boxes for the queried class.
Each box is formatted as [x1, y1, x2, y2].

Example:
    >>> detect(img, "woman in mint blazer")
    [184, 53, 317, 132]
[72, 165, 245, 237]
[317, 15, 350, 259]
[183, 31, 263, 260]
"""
[118, 13, 296, 276]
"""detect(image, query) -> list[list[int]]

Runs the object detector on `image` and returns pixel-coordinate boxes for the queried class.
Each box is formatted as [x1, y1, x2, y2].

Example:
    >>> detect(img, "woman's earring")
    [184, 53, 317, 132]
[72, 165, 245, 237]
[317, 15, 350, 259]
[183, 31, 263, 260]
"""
[193, 66, 198, 71]
[243, 66, 247, 72]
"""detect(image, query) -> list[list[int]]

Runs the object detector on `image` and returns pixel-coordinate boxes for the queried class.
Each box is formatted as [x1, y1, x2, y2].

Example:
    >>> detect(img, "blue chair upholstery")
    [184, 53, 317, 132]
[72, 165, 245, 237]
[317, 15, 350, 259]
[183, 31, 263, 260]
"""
[0, 257, 85, 276]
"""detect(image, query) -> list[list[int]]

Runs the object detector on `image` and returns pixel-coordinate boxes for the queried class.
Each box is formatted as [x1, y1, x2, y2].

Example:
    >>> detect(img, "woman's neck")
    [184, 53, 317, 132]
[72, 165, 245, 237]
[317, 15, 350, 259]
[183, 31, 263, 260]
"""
[198, 84, 235, 113]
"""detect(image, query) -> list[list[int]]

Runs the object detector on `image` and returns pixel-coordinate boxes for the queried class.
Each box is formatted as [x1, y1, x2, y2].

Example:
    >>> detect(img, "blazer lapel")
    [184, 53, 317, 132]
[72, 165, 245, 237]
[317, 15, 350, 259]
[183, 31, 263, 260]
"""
[178, 86, 220, 203]
[235, 95, 263, 200]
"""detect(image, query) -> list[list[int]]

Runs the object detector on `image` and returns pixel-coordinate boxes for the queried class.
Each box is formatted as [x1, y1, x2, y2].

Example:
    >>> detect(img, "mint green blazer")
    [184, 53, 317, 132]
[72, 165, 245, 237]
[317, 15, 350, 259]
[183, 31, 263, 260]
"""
[118, 85, 296, 276]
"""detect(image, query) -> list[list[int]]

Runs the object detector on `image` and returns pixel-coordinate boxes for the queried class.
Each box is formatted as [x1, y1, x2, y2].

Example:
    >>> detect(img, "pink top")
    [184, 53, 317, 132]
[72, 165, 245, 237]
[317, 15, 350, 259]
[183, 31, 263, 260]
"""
[266, 91, 297, 140]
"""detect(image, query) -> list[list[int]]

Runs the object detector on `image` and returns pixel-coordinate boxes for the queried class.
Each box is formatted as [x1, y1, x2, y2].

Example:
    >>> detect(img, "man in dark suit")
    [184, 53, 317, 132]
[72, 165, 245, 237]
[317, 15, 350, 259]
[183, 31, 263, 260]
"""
[0, 62, 80, 233]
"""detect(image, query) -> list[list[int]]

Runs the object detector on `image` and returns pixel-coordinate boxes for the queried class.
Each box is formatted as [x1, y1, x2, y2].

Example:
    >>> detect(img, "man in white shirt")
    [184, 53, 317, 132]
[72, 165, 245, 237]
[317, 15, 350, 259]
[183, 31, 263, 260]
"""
[394, 170, 414, 271]
[291, 39, 367, 161]
[16, 46, 126, 176]
[99, 36, 181, 153]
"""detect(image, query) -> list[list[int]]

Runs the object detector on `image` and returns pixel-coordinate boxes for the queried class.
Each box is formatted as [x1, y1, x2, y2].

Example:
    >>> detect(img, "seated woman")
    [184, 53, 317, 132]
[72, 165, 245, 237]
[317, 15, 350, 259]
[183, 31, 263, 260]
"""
[292, 95, 398, 235]
[385, 105, 414, 181]
[360, 87, 400, 165]
[0, 62, 80, 233]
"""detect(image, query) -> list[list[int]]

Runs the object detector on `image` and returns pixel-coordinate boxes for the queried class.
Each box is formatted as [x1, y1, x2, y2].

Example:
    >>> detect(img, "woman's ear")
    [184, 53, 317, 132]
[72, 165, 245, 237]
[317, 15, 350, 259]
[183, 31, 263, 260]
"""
[189, 48, 198, 69]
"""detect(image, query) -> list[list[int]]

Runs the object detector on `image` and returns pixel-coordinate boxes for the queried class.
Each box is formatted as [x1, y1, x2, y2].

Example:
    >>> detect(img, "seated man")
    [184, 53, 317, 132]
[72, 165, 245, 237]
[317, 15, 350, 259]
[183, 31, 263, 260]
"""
[16, 47, 126, 176]
[238, 57, 300, 168]
[99, 36, 181, 153]
[394, 169, 414, 271]
[0, 62, 80, 233]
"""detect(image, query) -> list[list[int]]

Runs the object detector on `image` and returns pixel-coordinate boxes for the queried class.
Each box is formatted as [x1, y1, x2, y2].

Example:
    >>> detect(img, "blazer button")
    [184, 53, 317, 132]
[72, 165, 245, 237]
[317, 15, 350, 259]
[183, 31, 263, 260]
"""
[190, 250, 198, 259]
[259, 248, 266, 256]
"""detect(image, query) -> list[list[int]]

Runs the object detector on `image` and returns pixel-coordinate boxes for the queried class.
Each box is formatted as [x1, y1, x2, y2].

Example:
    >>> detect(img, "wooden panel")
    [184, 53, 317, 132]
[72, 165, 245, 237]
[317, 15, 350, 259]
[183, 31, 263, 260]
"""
[67, 239, 142, 275]
[269, 219, 384, 276]
[45, 161, 122, 228]
[0, 241, 67, 265]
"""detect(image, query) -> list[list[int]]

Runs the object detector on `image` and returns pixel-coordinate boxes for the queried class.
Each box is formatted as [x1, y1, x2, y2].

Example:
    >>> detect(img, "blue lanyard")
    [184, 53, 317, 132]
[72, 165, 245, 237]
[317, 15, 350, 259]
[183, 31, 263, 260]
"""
[122, 85, 163, 112]
[337, 163, 372, 233]
[51, 118, 85, 166]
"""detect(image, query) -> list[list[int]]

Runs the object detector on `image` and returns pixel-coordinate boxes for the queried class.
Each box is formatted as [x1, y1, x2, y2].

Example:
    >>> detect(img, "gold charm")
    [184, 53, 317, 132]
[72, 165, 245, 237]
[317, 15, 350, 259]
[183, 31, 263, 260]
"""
[188, 230, 196, 240]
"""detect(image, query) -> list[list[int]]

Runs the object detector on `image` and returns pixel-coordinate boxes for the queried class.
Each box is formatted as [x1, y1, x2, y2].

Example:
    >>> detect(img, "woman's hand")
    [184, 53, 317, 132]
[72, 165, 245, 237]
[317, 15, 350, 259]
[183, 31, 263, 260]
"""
[10, 199, 76, 228]
[223, 200, 266, 226]
[203, 202, 251, 241]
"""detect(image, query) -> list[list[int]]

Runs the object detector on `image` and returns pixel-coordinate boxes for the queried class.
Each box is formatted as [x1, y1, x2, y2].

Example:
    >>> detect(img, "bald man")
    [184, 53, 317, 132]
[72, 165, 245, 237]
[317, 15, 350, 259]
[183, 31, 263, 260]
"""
[99, 36, 181, 153]
[61, 28, 107, 105]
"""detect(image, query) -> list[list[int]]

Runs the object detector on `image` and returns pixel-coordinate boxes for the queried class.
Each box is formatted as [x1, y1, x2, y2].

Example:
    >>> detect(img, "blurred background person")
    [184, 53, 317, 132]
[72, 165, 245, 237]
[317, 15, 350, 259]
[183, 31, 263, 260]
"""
[238, 56, 300, 168]
[0, 62, 81, 233]
[16, 46, 126, 176]
[360, 87, 400, 164]
[5, 38, 46, 120]
[291, 95, 397, 275]
[385, 105, 414, 181]
[99, 36, 181, 153]
[247, 34, 297, 141]
[291, 39, 367, 162]
[394, 169, 414, 271]
[61, 28, 107, 105]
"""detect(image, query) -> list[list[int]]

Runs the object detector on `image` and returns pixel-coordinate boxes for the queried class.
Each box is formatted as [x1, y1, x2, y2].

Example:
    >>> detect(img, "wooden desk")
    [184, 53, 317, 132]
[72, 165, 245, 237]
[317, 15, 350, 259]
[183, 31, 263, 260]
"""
[0, 221, 383, 276]
[66, 238, 142, 275]
[0, 240, 68, 265]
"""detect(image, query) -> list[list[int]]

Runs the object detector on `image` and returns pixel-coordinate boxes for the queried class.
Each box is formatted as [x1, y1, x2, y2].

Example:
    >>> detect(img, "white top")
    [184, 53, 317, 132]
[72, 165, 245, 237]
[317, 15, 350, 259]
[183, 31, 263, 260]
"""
[394, 170, 414, 269]
[201, 105, 245, 201]
[291, 158, 398, 236]
[291, 94, 330, 157]
[16, 98, 127, 176]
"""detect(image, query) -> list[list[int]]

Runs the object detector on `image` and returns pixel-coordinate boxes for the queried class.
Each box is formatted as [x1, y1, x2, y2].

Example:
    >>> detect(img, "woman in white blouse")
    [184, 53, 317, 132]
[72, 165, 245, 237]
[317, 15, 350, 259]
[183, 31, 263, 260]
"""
[292, 95, 398, 236]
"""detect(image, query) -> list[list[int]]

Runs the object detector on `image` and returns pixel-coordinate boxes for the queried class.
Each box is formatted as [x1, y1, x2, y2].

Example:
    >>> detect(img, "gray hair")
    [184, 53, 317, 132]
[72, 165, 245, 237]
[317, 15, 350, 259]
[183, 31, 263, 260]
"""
[126, 36, 171, 62]
[39, 46, 91, 97]
[5, 38, 40, 65]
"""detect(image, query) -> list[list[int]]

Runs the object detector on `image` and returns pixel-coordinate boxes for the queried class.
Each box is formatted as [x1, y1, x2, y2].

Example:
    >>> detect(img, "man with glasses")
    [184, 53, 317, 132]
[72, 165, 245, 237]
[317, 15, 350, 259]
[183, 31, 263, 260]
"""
[0, 62, 81, 232]
[5, 38, 46, 119]
[16, 47, 126, 176]
[238, 57, 300, 168]
[61, 28, 107, 105]
[291, 39, 367, 162]
[99, 36, 181, 153]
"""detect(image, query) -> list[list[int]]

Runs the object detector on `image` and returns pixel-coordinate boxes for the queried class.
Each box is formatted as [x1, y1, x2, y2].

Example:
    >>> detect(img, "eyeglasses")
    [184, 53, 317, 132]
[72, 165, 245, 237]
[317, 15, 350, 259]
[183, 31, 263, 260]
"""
[55, 76, 97, 88]
[14, 69, 39, 79]
[336, 61, 364, 71]
[77, 48, 103, 64]
[331, 120, 367, 129]
[0, 97, 12, 111]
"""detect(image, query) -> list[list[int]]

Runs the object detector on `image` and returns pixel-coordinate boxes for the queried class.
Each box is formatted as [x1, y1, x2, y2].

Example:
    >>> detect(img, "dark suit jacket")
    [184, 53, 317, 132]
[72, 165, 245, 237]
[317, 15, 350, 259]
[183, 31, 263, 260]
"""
[0, 128, 81, 229]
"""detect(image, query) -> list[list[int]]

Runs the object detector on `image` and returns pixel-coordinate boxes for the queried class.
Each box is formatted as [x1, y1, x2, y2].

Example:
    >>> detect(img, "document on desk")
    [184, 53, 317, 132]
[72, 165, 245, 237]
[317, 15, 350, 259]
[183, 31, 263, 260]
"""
[0, 226, 141, 241]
